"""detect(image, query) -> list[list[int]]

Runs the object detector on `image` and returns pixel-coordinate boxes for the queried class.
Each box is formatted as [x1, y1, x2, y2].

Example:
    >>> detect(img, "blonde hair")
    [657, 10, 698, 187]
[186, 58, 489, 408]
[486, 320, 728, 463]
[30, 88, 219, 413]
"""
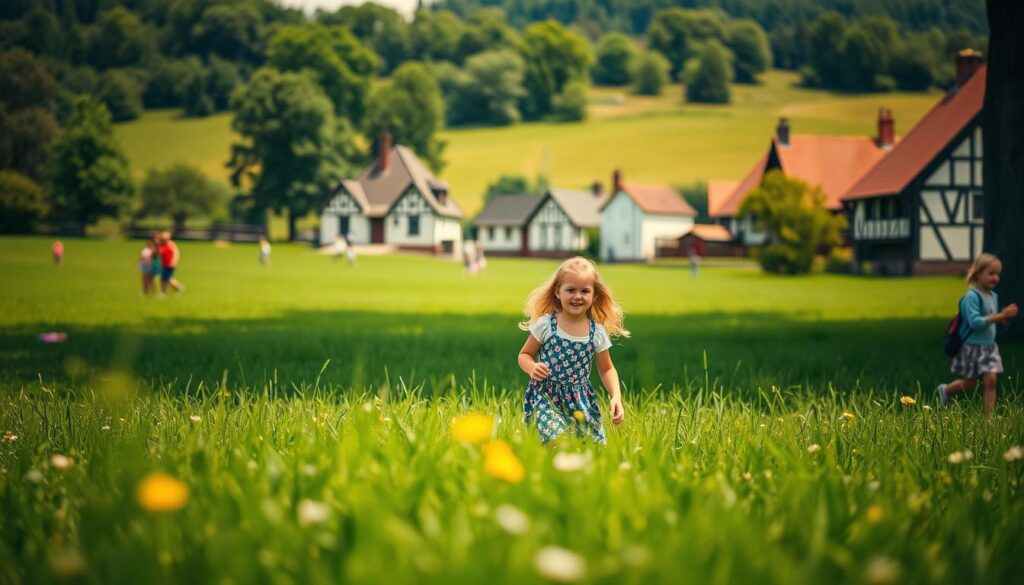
[518, 257, 630, 338]
[965, 253, 1001, 284]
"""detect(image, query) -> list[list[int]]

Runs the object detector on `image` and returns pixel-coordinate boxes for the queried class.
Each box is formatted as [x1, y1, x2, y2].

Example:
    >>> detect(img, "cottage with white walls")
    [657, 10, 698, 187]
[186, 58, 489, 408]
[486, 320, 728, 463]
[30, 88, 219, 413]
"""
[473, 195, 542, 255]
[842, 51, 986, 276]
[320, 130, 463, 254]
[600, 170, 696, 262]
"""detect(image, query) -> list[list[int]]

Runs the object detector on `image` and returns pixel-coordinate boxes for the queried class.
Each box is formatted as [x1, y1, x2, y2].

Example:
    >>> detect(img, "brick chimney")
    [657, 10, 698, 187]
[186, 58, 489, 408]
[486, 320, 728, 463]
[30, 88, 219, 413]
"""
[776, 117, 790, 147]
[377, 127, 392, 173]
[955, 49, 983, 87]
[612, 169, 623, 194]
[876, 108, 895, 149]
[591, 181, 604, 197]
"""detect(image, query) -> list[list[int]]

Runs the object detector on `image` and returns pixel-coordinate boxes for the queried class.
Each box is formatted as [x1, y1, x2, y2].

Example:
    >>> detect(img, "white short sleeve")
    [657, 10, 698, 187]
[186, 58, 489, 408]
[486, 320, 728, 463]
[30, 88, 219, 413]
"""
[528, 314, 552, 344]
[592, 323, 613, 353]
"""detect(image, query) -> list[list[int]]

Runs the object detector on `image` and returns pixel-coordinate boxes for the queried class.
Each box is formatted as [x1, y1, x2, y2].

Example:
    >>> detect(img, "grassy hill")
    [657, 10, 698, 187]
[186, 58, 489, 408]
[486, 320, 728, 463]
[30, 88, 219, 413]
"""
[114, 70, 941, 219]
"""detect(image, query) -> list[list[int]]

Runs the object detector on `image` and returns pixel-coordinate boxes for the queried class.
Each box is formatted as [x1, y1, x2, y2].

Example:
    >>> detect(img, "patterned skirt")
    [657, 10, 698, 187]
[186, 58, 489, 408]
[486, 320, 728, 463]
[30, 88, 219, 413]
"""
[951, 343, 1004, 378]
[523, 380, 606, 445]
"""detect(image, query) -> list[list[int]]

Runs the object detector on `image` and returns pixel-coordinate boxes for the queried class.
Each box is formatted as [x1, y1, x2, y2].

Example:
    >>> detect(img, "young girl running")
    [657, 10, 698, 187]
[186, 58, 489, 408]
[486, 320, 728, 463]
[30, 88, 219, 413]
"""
[518, 257, 628, 444]
[937, 253, 1018, 415]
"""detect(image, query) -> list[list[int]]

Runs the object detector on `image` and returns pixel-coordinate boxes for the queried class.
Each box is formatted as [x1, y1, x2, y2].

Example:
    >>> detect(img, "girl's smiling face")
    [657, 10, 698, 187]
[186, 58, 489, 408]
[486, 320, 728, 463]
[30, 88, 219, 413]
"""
[556, 272, 595, 317]
[977, 260, 1002, 291]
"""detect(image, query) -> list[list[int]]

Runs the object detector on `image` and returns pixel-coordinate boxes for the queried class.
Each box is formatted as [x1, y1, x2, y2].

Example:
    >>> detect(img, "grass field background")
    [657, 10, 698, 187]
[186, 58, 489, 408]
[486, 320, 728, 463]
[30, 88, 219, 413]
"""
[114, 71, 941, 218]
[2, 237, 1022, 584]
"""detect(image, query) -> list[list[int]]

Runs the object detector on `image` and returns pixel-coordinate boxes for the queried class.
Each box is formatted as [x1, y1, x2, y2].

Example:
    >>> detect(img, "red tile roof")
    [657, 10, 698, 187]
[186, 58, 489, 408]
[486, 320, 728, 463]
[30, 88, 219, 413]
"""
[844, 66, 986, 200]
[773, 135, 890, 209]
[687, 224, 733, 242]
[616, 182, 697, 216]
[707, 180, 738, 217]
[710, 153, 767, 218]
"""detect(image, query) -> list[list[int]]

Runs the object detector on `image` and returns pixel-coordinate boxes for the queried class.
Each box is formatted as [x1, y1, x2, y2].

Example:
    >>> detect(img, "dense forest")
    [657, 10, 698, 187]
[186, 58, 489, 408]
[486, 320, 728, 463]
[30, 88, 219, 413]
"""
[0, 0, 989, 236]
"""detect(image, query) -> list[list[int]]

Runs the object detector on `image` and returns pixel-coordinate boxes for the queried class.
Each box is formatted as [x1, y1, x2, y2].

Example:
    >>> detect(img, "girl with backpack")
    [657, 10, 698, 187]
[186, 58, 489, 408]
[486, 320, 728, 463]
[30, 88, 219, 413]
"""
[937, 253, 1018, 415]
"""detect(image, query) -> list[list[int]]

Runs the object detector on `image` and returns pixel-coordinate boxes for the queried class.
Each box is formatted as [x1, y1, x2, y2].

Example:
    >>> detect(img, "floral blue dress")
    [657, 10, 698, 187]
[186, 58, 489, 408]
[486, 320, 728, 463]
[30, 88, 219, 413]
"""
[523, 313, 606, 444]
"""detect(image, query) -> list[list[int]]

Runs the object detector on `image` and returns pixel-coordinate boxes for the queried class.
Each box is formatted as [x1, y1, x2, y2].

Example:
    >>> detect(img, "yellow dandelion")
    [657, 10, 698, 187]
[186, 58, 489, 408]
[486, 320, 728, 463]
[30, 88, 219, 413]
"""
[137, 473, 189, 512]
[866, 505, 883, 524]
[899, 396, 916, 406]
[450, 413, 494, 444]
[483, 440, 525, 483]
[840, 411, 855, 421]
[573, 411, 585, 423]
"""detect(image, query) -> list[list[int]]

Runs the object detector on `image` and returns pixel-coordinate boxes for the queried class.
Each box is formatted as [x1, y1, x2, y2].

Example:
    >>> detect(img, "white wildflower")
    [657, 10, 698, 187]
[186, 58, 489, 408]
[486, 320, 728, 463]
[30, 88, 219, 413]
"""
[495, 504, 530, 535]
[807, 444, 821, 454]
[1004, 446, 1023, 462]
[1, 431, 17, 443]
[864, 555, 901, 585]
[552, 452, 590, 472]
[27, 469, 43, 483]
[101, 425, 110, 431]
[297, 499, 330, 526]
[189, 415, 201, 423]
[50, 455, 72, 470]
[535, 546, 586, 582]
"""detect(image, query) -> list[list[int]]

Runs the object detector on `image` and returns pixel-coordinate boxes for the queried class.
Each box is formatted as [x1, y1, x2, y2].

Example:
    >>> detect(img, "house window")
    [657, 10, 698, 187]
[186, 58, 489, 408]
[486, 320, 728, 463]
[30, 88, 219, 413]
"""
[866, 199, 878, 220]
[540, 226, 547, 248]
[972, 192, 984, 220]
[339, 215, 350, 237]
[554, 225, 562, 248]
[393, 215, 400, 225]
[408, 215, 420, 236]
[505, 227, 512, 239]
[488, 226, 495, 240]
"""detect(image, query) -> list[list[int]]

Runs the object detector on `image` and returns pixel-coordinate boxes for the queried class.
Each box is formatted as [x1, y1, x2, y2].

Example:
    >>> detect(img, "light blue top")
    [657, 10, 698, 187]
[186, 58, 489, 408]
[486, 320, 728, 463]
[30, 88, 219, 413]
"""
[959, 287, 999, 345]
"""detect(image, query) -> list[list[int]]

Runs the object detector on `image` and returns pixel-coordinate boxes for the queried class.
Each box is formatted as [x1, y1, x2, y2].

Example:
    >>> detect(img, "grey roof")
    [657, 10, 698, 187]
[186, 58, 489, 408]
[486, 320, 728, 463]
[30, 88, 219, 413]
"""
[544, 188, 606, 228]
[473, 194, 543, 226]
[343, 145, 462, 218]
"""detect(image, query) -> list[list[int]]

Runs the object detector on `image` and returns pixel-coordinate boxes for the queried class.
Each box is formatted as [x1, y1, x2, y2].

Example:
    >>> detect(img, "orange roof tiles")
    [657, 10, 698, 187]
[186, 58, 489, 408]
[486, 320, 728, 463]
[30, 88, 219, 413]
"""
[710, 153, 767, 218]
[844, 66, 986, 200]
[605, 182, 697, 216]
[707, 180, 738, 217]
[687, 224, 733, 242]
[773, 135, 890, 209]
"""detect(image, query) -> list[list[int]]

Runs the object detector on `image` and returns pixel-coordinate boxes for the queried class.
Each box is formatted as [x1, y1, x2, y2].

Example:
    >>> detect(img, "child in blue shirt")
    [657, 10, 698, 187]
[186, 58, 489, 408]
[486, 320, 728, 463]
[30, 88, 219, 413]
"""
[937, 253, 1018, 415]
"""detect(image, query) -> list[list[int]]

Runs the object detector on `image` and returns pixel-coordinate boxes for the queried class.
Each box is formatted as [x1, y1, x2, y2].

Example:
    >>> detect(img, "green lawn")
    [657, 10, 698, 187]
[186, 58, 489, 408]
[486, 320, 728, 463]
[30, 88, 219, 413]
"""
[114, 71, 941, 218]
[2, 237, 1022, 584]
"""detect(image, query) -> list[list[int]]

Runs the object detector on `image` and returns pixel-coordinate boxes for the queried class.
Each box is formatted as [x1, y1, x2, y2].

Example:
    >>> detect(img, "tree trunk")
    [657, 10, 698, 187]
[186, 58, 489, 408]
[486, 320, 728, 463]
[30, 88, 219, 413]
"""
[983, 0, 1024, 342]
[287, 209, 297, 242]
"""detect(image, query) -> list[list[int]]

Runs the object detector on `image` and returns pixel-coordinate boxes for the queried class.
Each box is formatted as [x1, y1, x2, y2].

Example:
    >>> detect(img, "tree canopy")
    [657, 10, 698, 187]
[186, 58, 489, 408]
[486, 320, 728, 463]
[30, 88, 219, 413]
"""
[364, 62, 446, 172]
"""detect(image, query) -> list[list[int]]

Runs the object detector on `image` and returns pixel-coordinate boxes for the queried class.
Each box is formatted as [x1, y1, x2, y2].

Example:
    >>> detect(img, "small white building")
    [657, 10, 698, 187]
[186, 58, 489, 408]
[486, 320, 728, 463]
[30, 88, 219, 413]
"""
[474, 187, 605, 256]
[600, 171, 697, 262]
[473, 194, 542, 255]
[320, 131, 462, 254]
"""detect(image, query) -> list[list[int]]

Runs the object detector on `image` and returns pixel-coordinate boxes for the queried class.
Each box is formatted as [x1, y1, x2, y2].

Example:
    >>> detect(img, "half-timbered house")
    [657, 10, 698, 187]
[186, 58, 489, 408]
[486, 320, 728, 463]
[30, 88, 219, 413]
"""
[842, 51, 986, 276]
[473, 195, 542, 255]
[320, 131, 463, 254]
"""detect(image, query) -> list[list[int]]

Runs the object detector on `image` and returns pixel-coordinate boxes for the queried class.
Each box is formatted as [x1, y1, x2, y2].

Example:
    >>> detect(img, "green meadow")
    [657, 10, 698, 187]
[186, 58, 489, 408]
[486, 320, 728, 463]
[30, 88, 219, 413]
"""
[114, 71, 941, 218]
[1, 237, 1022, 584]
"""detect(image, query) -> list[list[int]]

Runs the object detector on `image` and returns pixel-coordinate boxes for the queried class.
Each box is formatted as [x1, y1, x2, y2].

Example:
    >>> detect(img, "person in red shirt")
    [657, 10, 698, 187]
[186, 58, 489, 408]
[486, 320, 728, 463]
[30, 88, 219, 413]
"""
[51, 240, 64, 267]
[158, 231, 184, 295]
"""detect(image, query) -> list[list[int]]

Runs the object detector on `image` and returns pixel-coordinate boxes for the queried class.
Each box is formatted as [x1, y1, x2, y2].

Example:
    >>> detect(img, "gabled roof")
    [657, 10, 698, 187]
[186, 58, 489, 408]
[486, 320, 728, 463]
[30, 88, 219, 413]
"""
[710, 131, 890, 217]
[710, 153, 767, 218]
[602, 182, 696, 216]
[686, 224, 734, 242]
[343, 145, 462, 218]
[707, 180, 739, 217]
[473, 194, 542, 226]
[545, 188, 606, 228]
[772, 135, 890, 209]
[844, 66, 986, 201]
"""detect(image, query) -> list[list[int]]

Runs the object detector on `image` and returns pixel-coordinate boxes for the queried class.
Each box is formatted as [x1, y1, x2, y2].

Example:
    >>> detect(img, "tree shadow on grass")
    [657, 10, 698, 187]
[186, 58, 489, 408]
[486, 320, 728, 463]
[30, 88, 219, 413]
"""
[1, 310, 1019, 398]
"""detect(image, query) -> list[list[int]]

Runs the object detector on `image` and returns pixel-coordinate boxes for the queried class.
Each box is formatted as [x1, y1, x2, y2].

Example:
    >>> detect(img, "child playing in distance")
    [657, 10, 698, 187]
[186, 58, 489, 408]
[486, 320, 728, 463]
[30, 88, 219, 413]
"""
[518, 257, 628, 444]
[138, 238, 158, 294]
[937, 253, 1018, 416]
[258, 236, 272, 266]
[51, 240, 64, 267]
